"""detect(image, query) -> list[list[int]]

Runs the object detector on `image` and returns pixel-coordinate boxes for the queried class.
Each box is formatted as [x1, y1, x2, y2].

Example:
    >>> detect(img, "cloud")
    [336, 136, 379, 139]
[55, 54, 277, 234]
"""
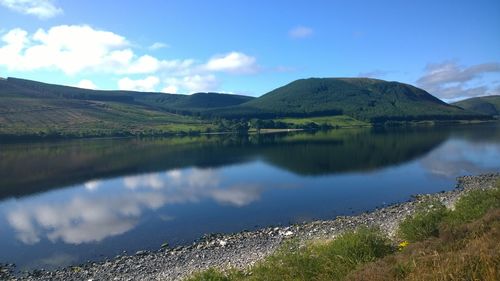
[0, 0, 62, 19]
[0, 25, 196, 76]
[288, 26, 313, 39]
[161, 85, 178, 94]
[0, 25, 128, 74]
[118, 76, 160, 92]
[0, 25, 261, 93]
[149, 42, 168, 50]
[163, 74, 219, 93]
[76, 79, 98, 90]
[205, 52, 258, 74]
[416, 60, 500, 100]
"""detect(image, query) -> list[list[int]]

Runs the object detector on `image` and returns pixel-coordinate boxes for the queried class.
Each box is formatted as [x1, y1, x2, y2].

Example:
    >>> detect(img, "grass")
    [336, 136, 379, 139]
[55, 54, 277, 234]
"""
[185, 182, 500, 281]
[347, 207, 500, 281]
[186, 228, 395, 281]
[398, 185, 500, 242]
[397, 200, 448, 242]
[276, 115, 370, 128]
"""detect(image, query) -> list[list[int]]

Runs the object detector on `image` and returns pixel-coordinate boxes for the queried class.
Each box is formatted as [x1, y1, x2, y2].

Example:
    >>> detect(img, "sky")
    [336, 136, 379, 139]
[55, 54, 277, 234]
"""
[0, 0, 499, 101]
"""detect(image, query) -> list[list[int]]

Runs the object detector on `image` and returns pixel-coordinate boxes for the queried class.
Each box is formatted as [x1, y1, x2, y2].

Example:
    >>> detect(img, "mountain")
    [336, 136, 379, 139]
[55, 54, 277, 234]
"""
[1, 77, 254, 111]
[0, 76, 493, 139]
[0, 77, 253, 138]
[209, 78, 487, 121]
[452, 95, 500, 116]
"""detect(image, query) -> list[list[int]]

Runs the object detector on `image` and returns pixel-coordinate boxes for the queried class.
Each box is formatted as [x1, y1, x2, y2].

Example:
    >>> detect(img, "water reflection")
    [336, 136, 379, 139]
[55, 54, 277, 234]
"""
[7, 168, 263, 245]
[420, 139, 500, 179]
[1, 123, 499, 269]
[0, 127, 451, 200]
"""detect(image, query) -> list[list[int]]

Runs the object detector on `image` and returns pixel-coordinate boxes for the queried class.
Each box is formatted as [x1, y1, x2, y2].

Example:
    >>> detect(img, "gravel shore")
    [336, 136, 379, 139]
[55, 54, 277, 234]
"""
[3, 173, 499, 281]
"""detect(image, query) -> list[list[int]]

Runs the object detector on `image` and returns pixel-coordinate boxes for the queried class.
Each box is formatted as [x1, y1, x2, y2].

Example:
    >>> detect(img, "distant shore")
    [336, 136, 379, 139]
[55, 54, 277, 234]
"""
[1, 119, 497, 142]
[4, 173, 499, 281]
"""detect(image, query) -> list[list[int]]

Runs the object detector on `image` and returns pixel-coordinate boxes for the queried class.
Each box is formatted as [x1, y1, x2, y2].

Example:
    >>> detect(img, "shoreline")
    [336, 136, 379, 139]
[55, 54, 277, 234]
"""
[1, 120, 497, 143]
[4, 173, 499, 281]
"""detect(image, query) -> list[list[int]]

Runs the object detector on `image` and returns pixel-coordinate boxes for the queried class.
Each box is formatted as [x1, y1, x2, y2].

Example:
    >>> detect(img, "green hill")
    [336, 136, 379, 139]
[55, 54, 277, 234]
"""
[452, 95, 500, 116]
[0, 76, 493, 139]
[209, 78, 487, 121]
[0, 77, 253, 138]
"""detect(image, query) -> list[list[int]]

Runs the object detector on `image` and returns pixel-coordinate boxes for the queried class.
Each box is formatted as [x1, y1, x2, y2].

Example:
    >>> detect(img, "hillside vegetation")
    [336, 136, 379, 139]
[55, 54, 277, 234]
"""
[214, 78, 487, 121]
[0, 77, 253, 138]
[453, 95, 500, 116]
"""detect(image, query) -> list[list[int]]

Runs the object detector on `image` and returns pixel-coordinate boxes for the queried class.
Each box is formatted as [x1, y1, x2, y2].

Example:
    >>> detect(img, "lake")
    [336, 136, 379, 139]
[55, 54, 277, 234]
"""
[1, 123, 499, 270]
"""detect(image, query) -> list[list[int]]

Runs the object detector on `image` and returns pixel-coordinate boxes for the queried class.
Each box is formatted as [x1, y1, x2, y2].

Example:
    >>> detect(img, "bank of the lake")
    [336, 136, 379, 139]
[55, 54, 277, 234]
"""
[3, 173, 498, 281]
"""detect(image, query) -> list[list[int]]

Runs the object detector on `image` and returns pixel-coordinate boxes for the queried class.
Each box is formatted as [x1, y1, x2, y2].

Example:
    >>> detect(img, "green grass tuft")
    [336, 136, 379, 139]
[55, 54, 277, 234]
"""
[398, 200, 448, 242]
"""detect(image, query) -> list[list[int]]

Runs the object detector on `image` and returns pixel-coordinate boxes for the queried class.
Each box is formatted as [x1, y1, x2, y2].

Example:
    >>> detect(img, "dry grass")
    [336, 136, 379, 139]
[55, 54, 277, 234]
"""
[346, 208, 500, 281]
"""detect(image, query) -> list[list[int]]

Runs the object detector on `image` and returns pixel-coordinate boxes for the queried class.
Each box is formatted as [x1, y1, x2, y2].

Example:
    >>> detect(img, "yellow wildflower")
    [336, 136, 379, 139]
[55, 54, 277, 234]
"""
[398, 240, 410, 250]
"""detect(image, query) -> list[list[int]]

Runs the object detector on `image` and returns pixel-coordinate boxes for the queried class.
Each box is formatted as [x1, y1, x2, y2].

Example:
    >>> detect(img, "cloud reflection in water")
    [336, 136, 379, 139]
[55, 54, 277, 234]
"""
[7, 168, 262, 245]
[420, 139, 500, 178]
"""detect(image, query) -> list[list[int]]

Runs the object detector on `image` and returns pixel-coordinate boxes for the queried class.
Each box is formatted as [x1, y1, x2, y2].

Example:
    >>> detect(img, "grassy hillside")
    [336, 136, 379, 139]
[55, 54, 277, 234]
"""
[453, 95, 500, 116]
[0, 77, 253, 138]
[210, 78, 488, 122]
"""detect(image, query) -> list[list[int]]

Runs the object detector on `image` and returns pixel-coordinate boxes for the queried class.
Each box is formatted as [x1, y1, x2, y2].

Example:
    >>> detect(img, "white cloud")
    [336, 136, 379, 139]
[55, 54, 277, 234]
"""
[149, 42, 168, 50]
[205, 52, 258, 74]
[0, 25, 262, 93]
[0, 25, 195, 76]
[0, 0, 62, 19]
[163, 74, 219, 94]
[161, 85, 178, 94]
[0, 25, 130, 74]
[288, 26, 313, 39]
[118, 76, 160, 92]
[416, 60, 500, 100]
[125, 54, 161, 74]
[76, 79, 98, 90]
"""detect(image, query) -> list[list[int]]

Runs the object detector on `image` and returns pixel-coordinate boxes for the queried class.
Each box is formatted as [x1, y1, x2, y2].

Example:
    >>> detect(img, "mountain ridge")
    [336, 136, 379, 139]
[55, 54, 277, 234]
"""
[452, 95, 500, 116]
[208, 77, 487, 121]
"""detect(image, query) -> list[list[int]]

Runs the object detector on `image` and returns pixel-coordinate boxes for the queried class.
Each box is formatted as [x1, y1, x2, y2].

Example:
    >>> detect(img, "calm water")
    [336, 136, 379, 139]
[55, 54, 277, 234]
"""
[0, 124, 499, 270]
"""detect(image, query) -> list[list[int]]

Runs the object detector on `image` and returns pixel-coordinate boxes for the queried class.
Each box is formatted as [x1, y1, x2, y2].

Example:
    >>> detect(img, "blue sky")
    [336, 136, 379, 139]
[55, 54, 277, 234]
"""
[0, 0, 499, 101]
